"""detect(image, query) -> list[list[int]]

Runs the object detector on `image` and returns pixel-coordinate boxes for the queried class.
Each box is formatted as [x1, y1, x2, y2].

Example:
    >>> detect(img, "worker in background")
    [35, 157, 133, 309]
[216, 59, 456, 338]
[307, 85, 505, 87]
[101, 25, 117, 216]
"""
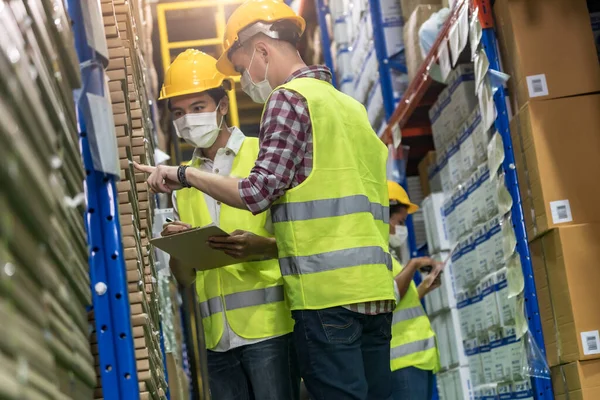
[135, 1, 396, 398]
[387, 181, 442, 400]
[157, 49, 299, 400]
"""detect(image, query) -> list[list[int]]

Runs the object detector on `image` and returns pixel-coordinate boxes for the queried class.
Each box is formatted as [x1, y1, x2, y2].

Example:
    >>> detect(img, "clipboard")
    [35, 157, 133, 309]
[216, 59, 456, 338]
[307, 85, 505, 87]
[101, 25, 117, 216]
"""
[150, 224, 244, 271]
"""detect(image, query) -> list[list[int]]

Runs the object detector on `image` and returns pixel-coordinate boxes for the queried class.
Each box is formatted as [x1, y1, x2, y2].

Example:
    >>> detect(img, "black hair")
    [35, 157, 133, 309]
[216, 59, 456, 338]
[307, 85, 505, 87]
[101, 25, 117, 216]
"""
[389, 203, 409, 217]
[205, 87, 228, 112]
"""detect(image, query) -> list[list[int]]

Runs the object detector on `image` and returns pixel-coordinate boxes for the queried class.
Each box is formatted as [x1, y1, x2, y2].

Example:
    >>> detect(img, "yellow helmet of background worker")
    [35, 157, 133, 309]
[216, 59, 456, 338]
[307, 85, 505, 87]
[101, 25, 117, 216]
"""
[388, 181, 419, 214]
[216, 0, 306, 76]
[159, 49, 232, 100]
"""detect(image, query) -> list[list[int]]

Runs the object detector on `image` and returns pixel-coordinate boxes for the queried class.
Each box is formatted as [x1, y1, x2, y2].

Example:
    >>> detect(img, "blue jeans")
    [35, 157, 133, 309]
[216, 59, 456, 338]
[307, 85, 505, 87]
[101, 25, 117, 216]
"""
[206, 334, 300, 400]
[391, 367, 433, 400]
[292, 307, 393, 400]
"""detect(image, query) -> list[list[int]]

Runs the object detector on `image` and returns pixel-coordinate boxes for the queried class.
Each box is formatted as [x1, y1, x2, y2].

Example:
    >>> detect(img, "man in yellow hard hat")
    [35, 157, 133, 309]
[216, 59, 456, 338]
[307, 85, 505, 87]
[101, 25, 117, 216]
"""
[135, 2, 396, 398]
[157, 49, 299, 400]
[387, 181, 442, 400]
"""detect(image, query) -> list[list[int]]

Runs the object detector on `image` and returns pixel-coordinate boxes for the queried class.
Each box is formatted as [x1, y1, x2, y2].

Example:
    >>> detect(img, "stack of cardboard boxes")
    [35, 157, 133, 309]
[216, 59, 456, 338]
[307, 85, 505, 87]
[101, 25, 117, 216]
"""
[495, 0, 600, 398]
[89, 1, 168, 399]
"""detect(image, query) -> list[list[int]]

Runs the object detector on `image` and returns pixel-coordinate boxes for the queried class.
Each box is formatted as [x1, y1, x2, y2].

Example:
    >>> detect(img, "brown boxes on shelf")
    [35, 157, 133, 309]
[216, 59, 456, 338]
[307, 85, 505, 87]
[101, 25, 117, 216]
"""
[400, 0, 442, 21]
[552, 359, 600, 400]
[404, 5, 443, 81]
[418, 151, 437, 197]
[494, 0, 600, 111]
[510, 94, 600, 239]
[530, 224, 600, 368]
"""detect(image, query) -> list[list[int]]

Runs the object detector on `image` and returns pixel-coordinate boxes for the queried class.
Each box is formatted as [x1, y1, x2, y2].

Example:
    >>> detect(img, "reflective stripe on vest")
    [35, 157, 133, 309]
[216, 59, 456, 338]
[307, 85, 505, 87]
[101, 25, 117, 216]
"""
[199, 285, 285, 318]
[391, 337, 437, 359]
[390, 257, 440, 372]
[279, 246, 393, 276]
[271, 194, 389, 224]
[393, 305, 426, 322]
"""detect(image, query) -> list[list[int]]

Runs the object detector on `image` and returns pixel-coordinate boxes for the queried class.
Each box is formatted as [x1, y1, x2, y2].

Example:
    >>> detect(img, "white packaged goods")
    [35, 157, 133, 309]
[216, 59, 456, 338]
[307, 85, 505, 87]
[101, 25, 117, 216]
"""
[512, 380, 534, 400]
[494, 268, 517, 327]
[478, 384, 498, 400]
[423, 193, 450, 252]
[497, 382, 512, 400]
[480, 273, 500, 329]
[380, 0, 404, 57]
[454, 367, 475, 400]
[456, 290, 472, 339]
[439, 150, 452, 193]
[474, 223, 491, 276]
[459, 118, 476, 179]
[443, 193, 457, 244]
[467, 108, 488, 165]
[366, 82, 384, 127]
[430, 88, 452, 147]
[447, 137, 463, 188]
[333, 15, 352, 45]
[447, 64, 477, 132]
[432, 251, 456, 309]
[353, 47, 377, 103]
[479, 333, 494, 384]
[470, 286, 484, 335]
[329, 0, 351, 19]
[340, 78, 354, 96]
[460, 235, 478, 286]
[453, 186, 471, 239]
[447, 308, 468, 367]
[464, 337, 482, 386]
[467, 171, 484, 226]
[336, 47, 353, 82]
[478, 164, 499, 220]
[488, 328, 504, 381]
[429, 101, 445, 150]
[488, 215, 505, 270]
[432, 315, 452, 369]
[451, 239, 464, 288]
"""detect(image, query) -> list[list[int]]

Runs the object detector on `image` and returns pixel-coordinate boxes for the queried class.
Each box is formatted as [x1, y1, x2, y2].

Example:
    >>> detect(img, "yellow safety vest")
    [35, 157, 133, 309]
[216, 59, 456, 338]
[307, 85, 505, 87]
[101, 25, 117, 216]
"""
[176, 137, 293, 349]
[390, 258, 440, 372]
[269, 77, 395, 310]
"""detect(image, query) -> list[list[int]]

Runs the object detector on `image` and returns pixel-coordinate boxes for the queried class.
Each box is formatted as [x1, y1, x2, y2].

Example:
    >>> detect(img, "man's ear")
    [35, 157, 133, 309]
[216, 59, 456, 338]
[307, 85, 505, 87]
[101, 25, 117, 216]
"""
[219, 95, 230, 116]
[254, 41, 269, 59]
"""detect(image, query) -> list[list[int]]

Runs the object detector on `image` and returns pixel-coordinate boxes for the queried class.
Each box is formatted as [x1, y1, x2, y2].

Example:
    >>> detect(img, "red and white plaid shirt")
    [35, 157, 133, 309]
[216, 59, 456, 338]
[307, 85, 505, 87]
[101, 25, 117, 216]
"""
[239, 65, 394, 315]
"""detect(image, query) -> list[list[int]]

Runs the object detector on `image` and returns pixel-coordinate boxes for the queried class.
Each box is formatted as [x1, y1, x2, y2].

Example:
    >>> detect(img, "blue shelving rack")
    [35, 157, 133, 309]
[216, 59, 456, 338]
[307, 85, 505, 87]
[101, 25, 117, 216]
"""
[67, 0, 140, 398]
[315, 1, 554, 399]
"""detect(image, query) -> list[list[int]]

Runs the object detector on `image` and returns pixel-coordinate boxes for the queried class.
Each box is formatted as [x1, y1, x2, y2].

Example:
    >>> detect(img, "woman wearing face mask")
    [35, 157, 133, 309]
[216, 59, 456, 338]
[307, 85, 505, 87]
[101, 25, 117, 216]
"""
[387, 180, 442, 400]
[159, 49, 299, 400]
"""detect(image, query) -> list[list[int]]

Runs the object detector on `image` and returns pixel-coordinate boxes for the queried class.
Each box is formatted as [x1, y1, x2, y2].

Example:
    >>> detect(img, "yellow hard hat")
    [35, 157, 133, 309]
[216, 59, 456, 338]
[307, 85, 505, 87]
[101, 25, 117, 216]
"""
[388, 181, 419, 214]
[159, 49, 233, 100]
[216, 0, 306, 76]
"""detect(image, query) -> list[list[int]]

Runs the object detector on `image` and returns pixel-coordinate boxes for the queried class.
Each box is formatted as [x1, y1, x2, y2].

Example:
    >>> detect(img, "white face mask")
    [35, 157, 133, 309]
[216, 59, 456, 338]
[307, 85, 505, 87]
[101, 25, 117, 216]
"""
[241, 48, 273, 104]
[173, 106, 224, 148]
[389, 225, 409, 249]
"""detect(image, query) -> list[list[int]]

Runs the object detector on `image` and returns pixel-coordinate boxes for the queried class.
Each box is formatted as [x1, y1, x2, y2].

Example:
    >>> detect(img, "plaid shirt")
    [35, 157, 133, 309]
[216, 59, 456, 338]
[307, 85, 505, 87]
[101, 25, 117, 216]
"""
[239, 65, 394, 315]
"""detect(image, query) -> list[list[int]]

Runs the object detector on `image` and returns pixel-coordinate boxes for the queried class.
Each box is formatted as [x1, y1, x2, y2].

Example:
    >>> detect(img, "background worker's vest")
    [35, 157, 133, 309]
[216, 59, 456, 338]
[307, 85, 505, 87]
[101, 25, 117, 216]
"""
[269, 78, 395, 310]
[177, 137, 293, 350]
[390, 258, 440, 372]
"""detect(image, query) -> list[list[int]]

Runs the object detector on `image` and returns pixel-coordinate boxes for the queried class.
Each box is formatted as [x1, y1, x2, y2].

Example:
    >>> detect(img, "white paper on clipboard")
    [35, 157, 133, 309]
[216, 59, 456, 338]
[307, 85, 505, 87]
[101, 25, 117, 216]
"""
[150, 224, 248, 271]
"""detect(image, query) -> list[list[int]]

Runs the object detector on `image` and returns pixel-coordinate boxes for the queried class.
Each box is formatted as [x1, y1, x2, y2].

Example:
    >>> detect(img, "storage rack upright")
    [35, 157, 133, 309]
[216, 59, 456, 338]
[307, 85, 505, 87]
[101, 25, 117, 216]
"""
[315, 1, 554, 399]
[68, 0, 141, 398]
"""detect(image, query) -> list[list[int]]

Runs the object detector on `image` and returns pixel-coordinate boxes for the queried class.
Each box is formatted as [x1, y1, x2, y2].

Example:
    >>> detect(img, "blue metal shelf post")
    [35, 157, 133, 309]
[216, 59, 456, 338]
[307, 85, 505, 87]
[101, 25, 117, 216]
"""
[67, 0, 140, 398]
[480, 26, 554, 400]
[314, 0, 337, 88]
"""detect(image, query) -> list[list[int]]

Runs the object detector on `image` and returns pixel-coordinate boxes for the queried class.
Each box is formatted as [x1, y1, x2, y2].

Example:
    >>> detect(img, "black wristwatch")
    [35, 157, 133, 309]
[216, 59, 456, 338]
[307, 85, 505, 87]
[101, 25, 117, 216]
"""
[177, 165, 192, 188]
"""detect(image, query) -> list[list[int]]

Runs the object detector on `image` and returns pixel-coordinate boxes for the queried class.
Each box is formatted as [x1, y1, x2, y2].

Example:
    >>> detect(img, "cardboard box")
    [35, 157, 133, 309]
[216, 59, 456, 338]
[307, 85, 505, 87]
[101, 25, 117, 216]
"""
[510, 94, 600, 239]
[418, 151, 437, 196]
[400, 0, 442, 21]
[494, 0, 600, 111]
[404, 5, 443, 81]
[530, 224, 600, 367]
[552, 360, 600, 400]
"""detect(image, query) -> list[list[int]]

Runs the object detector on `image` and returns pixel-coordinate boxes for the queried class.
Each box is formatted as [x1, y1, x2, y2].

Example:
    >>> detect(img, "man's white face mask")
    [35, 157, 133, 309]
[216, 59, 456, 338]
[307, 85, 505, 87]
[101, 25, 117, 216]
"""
[389, 225, 409, 249]
[241, 48, 273, 104]
[173, 103, 224, 148]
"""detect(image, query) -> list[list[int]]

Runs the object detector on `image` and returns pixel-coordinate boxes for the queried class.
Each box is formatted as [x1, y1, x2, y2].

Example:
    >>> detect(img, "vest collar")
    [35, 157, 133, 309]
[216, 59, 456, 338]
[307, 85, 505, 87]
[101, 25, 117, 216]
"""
[191, 127, 246, 166]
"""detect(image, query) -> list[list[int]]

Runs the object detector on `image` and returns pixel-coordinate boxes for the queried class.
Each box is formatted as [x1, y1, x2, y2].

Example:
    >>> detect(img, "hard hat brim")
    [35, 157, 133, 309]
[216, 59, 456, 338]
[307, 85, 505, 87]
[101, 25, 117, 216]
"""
[216, 52, 240, 77]
[158, 77, 235, 100]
